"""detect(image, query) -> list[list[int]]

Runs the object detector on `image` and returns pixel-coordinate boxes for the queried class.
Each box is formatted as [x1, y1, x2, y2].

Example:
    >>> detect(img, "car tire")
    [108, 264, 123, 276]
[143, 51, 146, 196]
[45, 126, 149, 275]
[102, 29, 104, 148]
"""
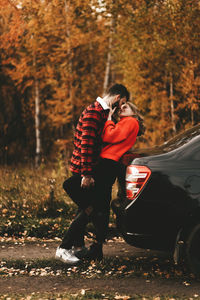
[185, 223, 200, 277]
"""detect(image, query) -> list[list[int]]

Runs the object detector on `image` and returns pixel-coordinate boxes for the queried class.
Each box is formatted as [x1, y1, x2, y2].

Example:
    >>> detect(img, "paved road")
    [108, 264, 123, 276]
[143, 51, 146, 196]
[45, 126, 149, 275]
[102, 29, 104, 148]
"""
[0, 238, 200, 298]
[0, 238, 166, 260]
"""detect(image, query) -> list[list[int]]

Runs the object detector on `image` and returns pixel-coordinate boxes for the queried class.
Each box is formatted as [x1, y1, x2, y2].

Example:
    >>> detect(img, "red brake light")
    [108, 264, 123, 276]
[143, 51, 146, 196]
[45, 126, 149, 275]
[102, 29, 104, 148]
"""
[126, 165, 151, 200]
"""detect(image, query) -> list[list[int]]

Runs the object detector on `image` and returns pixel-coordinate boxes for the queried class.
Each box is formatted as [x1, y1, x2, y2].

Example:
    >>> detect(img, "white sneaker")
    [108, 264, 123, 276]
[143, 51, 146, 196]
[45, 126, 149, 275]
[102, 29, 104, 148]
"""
[55, 247, 80, 264]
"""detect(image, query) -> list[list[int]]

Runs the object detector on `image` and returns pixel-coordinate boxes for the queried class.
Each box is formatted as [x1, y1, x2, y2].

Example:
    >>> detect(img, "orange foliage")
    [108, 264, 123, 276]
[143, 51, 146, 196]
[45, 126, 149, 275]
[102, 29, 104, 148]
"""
[1, 0, 200, 162]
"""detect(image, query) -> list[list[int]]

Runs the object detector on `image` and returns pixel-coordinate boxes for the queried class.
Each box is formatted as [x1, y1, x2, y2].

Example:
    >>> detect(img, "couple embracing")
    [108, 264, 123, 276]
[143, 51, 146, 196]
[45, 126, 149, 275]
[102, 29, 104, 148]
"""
[55, 83, 144, 264]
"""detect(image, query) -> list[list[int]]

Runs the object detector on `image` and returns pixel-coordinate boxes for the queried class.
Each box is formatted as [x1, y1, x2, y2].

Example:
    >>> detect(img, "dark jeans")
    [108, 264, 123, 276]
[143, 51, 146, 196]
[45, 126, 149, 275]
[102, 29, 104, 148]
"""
[60, 158, 120, 249]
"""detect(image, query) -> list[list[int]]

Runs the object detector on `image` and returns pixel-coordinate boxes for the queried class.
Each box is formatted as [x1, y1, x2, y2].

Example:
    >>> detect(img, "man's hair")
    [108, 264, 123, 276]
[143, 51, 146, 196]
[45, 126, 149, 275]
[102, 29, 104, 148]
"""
[106, 83, 130, 101]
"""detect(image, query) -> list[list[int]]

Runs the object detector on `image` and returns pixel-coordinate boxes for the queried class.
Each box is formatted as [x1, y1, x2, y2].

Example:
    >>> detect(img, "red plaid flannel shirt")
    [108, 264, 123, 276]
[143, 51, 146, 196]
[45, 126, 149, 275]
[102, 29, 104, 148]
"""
[70, 101, 109, 176]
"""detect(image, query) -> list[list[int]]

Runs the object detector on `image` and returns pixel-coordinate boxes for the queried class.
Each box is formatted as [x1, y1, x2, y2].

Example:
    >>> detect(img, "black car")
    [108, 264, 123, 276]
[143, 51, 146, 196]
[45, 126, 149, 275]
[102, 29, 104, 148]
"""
[112, 124, 200, 276]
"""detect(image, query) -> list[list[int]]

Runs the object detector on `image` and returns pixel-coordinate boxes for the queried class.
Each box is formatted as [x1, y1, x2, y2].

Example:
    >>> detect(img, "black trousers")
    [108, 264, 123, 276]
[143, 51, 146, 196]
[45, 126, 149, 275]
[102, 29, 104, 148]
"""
[60, 158, 120, 249]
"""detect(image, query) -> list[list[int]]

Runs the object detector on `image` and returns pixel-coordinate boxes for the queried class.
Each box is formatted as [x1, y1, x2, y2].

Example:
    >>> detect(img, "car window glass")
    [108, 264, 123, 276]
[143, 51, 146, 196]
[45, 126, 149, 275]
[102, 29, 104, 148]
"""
[160, 126, 200, 158]
[169, 135, 200, 160]
[135, 125, 200, 158]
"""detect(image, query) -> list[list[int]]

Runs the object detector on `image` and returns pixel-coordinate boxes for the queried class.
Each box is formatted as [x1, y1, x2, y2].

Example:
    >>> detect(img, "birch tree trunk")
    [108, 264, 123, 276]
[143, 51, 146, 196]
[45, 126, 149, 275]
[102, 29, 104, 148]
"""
[32, 45, 41, 168]
[103, 32, 112, 94]
[190, 96, 194, 126]
[64, 0, 75, 168]
[191, 106, 194, 126]
[64, 0, 75, 126]
[35, 79, 41, 168]
[103, 1, 116, 94]
[169, 72, 176, 133]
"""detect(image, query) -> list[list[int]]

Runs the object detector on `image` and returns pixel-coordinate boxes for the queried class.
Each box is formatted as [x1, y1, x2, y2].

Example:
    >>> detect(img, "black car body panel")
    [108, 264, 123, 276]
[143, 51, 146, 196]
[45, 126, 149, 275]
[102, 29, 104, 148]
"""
[112, 124, 200, 252]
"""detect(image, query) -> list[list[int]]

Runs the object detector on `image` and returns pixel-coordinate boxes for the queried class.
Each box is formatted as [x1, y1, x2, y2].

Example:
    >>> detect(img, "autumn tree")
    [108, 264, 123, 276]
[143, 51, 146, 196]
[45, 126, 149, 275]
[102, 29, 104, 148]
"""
[0, 1, 27, 163]
[0, 0, 108, 163]
[114, 0, 200, 146]
[1, 0, 200, 164]
[177, 60, 200, 127]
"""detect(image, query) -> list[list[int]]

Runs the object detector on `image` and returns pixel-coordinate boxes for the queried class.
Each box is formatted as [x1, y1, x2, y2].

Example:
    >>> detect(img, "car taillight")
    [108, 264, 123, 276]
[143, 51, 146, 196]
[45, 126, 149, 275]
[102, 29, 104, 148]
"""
[126, 165, 151, 201]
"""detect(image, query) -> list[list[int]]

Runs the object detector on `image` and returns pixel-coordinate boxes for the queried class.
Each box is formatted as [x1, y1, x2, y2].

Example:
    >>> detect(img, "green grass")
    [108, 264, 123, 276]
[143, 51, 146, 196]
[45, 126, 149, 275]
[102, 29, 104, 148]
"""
[0, 163, 117, 238]
[0, 163, 77, 238]
[0, 162, 72, 215]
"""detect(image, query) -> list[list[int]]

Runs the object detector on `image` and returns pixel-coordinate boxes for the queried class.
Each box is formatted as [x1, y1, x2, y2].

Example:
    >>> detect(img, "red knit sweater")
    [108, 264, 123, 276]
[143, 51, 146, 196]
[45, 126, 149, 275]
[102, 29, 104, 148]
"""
[100, 117, 139, 162]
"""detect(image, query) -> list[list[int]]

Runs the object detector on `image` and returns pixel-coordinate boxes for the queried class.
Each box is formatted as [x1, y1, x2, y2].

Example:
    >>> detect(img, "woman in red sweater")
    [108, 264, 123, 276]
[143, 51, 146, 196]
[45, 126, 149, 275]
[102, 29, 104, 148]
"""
[101, 102, 140, 161]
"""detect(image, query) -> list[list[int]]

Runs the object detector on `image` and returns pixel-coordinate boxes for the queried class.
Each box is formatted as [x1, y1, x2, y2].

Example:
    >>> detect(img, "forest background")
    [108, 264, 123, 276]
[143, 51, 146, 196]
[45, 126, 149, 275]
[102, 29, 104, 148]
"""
[1, 0, 200, 166]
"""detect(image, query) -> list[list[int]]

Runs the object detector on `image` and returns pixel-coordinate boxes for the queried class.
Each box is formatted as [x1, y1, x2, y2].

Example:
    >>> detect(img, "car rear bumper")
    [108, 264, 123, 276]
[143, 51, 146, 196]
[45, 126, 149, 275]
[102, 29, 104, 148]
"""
[111, 198, 175, 251]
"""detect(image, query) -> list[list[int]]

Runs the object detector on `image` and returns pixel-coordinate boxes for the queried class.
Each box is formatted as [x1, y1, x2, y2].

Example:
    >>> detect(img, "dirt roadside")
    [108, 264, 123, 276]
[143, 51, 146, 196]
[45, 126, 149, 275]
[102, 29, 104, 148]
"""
[0, 239, 200, 297]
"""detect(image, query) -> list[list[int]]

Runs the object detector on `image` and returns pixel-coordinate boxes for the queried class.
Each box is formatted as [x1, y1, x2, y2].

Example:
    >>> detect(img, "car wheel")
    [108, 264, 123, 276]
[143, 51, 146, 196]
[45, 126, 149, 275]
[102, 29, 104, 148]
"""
[185, 223, 200, 277]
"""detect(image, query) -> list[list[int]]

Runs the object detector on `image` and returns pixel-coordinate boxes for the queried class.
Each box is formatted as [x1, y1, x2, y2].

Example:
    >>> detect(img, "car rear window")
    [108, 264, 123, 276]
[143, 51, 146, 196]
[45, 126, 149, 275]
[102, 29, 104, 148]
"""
[134, 124, 200, 157]
[161, 125, 200, 153]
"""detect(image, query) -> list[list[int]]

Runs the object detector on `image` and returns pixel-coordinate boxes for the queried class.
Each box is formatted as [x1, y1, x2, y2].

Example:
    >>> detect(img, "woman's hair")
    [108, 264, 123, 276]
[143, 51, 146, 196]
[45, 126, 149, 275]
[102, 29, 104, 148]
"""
[126, 102, 144, 121]
[112, 101, 144, 130]
[120, 102, 145, 136]
[126, 102, 145, 136]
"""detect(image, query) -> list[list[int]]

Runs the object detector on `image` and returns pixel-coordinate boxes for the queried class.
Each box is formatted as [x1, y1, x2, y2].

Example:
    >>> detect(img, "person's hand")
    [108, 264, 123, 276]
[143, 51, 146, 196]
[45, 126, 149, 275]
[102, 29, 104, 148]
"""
[107, 107, 116, 121]
[81, 175, 95, 188]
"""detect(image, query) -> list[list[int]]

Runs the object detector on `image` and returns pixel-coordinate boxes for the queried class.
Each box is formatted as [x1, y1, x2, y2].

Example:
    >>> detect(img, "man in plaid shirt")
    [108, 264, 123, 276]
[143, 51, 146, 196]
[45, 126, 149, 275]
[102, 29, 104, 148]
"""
[56, 83, 130, 264]
[70, 83, 130, 188]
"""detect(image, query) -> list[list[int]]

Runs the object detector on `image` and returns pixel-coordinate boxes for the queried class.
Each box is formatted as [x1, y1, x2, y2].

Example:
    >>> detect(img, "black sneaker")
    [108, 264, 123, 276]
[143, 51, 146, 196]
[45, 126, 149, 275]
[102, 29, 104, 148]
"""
[73, 246, 88, 259]
[82, 243, 103, 261]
